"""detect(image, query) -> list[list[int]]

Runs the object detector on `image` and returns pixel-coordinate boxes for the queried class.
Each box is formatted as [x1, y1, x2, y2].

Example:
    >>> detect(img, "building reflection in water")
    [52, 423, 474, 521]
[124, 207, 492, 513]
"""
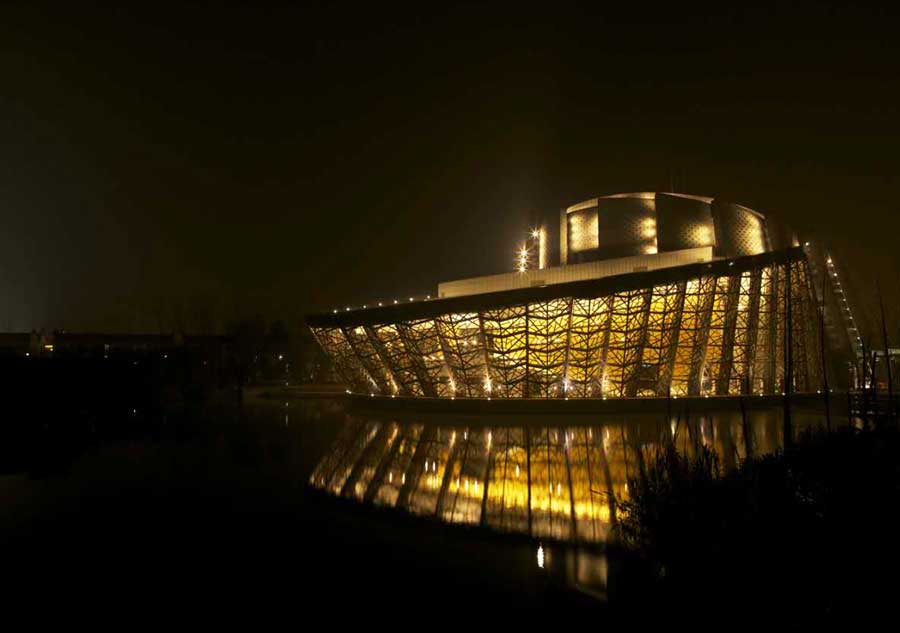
[310, 410, 823, 544]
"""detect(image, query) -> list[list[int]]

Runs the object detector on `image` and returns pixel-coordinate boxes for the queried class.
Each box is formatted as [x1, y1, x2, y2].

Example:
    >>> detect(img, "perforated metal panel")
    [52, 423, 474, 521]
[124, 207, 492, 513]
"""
[561, 193, 781, 264]
[656, 193, 715, 252]
[766, 215, 797, 251]
[595, 196, 656, 259]
[711, 200, 768, 257]
[567, 207, 599, 255]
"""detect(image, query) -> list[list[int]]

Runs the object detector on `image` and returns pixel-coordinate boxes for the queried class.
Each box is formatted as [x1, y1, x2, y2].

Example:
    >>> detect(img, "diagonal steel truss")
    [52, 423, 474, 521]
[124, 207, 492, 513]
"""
[311, 254, 826, 399]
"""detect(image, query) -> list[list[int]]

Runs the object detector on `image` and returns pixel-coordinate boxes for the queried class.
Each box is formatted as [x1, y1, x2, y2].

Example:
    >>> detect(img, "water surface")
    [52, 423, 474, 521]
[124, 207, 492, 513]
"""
[311, 406, 826, 544]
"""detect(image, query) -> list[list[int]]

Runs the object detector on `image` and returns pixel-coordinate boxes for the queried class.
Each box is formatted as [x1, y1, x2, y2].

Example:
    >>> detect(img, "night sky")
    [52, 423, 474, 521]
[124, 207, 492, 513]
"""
[2, 3, 899, 335]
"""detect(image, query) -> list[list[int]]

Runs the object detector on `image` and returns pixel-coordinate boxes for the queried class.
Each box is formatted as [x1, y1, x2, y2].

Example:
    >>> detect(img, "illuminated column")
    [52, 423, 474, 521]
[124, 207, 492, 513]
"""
[413, 318, 457, 397]
[687, 276, 717, 396]
[598, 299, 614, 397]
[740, 269, 763, 394]
[623, 289, 653, 398]
[765, 266, 781, 393]
[657, 281, 687, 396]
[396, 320, 439, 397]
[561, 298, 574, 397]
[366, 324, 416, 396]
[716, 275, 742, 395]
[567, 297, 612, 397]
[435, 312, 487, 397]
[538, 226, 547, 270]
[477, 312, 496, 396]
[342, 325, 394, 395]
[559, 208, 568, 266]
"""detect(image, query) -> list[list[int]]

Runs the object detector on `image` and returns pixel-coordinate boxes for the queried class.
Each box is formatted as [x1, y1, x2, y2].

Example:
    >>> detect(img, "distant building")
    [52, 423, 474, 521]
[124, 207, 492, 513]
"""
[0, 331, 235, 365]
[0, 332, 42, 357]
[308, 192, 851, 399]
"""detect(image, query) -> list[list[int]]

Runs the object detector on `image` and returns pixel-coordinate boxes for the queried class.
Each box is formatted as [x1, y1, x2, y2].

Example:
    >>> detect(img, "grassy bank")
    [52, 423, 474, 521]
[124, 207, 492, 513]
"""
[613, 423, 900, 620]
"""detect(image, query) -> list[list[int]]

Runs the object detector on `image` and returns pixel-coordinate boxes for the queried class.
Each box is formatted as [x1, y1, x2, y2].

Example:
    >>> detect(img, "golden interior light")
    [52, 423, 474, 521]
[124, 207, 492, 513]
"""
[315, 253, 817, 402]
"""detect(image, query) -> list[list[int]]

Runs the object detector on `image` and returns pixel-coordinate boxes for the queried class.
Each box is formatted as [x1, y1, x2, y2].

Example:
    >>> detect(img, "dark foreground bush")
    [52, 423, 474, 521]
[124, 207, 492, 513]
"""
[614, 425, 900, 620]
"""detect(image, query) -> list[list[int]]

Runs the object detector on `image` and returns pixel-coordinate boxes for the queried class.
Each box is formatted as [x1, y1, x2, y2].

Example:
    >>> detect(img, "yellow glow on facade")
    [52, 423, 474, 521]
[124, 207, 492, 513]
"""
[568, 209, 599, 253]
[534, 225, 547, 270]
[312, 252, 820, 401]
[692, 223, 712, 244]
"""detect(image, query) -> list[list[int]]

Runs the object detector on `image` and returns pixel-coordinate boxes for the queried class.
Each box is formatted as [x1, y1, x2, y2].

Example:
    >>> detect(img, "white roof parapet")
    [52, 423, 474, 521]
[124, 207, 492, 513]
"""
[438, 246, 716, 299]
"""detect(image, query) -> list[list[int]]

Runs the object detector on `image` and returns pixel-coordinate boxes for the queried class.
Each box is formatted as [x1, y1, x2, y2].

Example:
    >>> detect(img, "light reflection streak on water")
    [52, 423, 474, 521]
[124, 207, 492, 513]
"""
[309, 411, 824, 544]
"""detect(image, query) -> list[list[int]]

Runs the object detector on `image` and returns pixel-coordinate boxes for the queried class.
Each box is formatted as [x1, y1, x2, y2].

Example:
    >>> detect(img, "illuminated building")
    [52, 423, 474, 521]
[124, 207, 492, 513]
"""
[308, 192, 833, 399]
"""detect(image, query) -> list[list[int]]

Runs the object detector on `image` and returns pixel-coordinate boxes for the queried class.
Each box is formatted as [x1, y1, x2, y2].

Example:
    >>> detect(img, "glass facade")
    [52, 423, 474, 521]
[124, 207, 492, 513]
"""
[312, 254, 822, 399]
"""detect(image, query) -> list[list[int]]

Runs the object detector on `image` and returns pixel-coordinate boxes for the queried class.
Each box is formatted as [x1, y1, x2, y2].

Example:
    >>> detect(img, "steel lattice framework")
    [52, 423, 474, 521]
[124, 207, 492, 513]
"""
[310, 248, 824, 399]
